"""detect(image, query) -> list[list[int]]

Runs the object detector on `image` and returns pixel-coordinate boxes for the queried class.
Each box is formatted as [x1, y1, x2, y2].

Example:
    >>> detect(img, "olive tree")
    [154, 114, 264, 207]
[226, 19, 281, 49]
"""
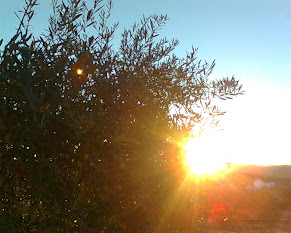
[0, 0, 243, 231]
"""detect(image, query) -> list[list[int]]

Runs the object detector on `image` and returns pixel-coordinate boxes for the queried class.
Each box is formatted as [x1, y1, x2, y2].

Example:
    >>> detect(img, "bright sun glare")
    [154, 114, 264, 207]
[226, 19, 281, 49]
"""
[183, 133, 225, 176]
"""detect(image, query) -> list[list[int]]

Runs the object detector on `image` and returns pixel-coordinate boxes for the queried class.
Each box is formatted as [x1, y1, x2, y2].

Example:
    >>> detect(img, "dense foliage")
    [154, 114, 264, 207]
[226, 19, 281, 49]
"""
[0, 0, 243, 231]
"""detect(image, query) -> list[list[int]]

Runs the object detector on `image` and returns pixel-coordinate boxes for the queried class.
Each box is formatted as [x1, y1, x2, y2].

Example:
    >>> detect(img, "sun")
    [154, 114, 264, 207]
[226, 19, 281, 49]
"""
[183, 134, 225, 176]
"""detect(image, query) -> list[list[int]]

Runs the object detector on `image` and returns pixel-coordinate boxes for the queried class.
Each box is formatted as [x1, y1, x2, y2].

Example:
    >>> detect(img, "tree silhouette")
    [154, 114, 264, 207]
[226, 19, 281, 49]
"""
[0, 0, 243, 231]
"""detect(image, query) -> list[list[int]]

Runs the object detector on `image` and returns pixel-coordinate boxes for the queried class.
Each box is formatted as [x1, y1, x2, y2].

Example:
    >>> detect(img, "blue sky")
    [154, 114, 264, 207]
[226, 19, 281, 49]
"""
[1, 0, 290, 165]
[1, 0, 290, 84]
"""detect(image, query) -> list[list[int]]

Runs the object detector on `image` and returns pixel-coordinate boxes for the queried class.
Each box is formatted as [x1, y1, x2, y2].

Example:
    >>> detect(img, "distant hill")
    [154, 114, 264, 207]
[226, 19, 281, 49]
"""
[229, 164, 291, 179]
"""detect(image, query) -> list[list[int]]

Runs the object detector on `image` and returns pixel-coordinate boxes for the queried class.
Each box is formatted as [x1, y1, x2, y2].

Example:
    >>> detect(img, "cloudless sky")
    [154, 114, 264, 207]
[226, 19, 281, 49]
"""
[1, 0, 290, 165]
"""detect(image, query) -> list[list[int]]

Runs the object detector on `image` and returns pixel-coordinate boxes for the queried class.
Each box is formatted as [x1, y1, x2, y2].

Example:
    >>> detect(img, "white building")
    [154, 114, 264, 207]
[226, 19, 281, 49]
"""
[246, 178, 275, 191]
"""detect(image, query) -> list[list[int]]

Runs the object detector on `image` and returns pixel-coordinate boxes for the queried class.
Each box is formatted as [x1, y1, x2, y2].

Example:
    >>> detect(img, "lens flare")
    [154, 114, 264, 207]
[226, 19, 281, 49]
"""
[76, 69, 83, 75]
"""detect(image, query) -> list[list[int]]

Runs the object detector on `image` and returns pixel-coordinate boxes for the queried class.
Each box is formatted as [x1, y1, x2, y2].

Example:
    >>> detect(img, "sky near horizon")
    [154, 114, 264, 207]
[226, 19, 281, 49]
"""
[0, 0, 290, 165]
